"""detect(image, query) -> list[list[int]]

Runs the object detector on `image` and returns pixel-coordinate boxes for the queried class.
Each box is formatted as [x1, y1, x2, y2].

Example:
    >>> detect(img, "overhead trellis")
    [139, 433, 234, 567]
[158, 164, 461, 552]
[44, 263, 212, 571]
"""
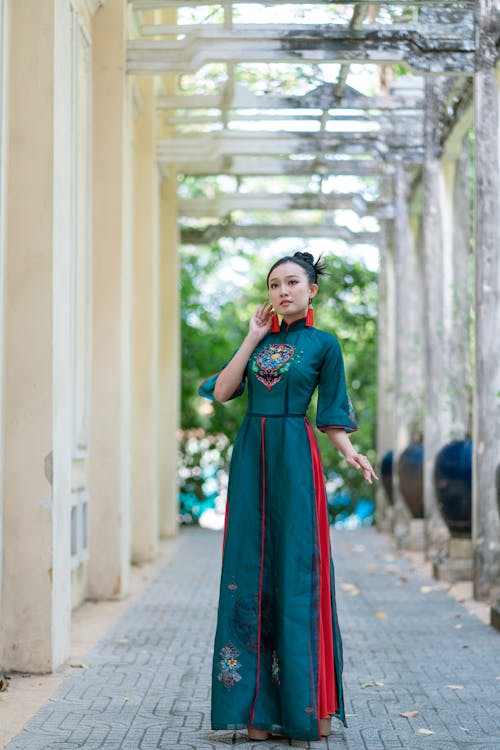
[129, 0, 477, 245]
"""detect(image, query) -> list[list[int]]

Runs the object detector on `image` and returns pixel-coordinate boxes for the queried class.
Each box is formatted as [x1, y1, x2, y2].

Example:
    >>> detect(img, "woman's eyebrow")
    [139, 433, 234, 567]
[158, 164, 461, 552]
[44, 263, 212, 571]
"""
[269, 274, 301, 282]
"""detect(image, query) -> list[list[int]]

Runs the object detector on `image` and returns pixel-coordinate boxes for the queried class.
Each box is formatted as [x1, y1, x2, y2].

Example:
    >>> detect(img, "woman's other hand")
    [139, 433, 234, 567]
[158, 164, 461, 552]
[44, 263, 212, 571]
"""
[345, 453, 379, 485]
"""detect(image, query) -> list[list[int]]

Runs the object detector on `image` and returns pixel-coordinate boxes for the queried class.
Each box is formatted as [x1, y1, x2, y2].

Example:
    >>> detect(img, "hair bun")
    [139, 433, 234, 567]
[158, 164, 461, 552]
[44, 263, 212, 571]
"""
[293, 251, 327, 278]
[293, 251, 315, 266]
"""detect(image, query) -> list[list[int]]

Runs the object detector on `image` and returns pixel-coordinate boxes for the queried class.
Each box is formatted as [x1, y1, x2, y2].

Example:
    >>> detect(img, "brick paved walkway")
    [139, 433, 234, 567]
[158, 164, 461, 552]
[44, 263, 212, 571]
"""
[5, 526, 500, 750]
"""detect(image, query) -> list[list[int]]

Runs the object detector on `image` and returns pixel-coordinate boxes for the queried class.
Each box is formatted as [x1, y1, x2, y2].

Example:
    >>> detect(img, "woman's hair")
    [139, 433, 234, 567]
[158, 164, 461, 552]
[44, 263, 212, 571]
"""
[266, 251, 326, 286]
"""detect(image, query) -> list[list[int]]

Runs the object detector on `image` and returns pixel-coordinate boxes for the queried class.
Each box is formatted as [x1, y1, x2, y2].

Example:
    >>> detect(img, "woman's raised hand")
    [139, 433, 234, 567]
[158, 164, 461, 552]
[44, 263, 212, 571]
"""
[248, 303, 274, 342]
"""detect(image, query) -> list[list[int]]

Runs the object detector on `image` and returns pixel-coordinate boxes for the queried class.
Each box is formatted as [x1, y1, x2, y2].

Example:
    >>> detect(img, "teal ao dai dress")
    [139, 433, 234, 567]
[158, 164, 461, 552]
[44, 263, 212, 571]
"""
[199, 317, 357, 741]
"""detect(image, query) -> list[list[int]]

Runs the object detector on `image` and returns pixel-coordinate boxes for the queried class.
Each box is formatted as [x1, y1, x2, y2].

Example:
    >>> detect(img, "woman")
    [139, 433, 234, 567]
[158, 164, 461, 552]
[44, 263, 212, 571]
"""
[199, 252, 377, 742]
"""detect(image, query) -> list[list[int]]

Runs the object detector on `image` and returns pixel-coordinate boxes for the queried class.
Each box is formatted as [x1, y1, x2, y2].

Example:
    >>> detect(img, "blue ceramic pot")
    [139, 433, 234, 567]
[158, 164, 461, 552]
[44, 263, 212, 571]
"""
[434, 439, 472, 537]
[398, 443, 424, 518]
[381, 450, 394, 504]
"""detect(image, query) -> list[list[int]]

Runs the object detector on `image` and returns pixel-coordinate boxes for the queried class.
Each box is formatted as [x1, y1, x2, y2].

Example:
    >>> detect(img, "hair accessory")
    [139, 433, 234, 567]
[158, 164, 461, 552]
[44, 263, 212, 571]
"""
[305, 300, 314, 327]
[271, 313, 280, 333]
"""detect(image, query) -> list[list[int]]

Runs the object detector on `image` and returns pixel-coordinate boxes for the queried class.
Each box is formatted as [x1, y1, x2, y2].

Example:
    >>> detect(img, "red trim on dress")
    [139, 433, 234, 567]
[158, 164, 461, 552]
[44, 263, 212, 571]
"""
[318, 424, 358, 434]
[222, 499, 229, 556]
[305, 419, 339, 725]
[249, 417, 267, 728]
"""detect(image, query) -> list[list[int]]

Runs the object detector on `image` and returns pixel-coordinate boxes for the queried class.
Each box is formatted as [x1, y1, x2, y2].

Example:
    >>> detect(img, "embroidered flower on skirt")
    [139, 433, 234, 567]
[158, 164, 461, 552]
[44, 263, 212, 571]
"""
[251, 343, 302, 391]
[217, 642, 242, 689]
[272, 650, 280, 686]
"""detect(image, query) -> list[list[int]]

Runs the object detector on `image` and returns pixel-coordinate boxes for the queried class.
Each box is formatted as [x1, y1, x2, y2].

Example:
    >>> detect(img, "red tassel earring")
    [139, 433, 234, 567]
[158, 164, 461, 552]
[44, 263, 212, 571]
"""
[305, 299, 314, 327]
[271, 313, 280, 333]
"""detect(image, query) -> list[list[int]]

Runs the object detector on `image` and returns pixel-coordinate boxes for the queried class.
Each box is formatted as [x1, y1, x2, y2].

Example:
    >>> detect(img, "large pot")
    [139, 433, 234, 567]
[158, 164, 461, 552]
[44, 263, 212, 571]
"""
[398, 443, 424, 518]
[434, 439, 472, 537]
[381, 450, 394, 505]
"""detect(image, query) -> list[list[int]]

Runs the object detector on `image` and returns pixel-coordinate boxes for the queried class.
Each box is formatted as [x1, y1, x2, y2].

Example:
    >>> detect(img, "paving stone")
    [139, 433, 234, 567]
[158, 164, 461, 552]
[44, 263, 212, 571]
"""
[5, 527, 500, 750]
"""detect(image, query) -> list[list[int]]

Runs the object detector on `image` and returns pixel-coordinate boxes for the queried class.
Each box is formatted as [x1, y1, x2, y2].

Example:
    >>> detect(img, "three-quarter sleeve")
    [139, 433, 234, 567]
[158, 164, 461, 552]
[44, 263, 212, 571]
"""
[316, 335, 357, 433]
[198, 351, 246, 402]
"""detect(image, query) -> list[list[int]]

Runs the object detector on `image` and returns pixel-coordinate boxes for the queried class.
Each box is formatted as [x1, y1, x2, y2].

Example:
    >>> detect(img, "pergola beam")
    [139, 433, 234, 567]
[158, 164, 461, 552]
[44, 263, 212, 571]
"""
[158, 130, 424, 163]
[132, 0, 473, 8]
[172, 156, 394, 176]
[128, 26, 474, 76]
[178, 192, 391, 217]
[157, 83, 424, 112]
[181, 224, 380, 243]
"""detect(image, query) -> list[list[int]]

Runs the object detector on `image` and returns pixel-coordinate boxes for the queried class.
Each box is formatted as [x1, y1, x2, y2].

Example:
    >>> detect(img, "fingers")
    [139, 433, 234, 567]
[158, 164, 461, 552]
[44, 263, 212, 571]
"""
[255, 302, 273, 324]
[349, 454, 378, 485]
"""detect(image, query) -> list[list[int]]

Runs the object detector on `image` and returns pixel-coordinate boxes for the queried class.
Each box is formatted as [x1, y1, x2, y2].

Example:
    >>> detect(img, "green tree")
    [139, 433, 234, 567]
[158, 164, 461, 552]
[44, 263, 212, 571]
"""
[181, 243, 378, 503]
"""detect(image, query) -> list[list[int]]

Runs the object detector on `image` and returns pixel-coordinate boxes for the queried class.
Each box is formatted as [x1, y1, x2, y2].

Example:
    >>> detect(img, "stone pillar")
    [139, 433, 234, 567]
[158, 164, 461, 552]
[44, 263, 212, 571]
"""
[88, 0, 132, 600]
[433, 131, 474, 583]
[375, 225, 395, 531]
[158, 165, 180, 538]
[420, 80, 452, 565]
[392, 165, 425, 550]
[421, 79, 473, 571]
[130, 74, 159, 562]
[473, 5, 500, 602]
[0, 0, 73, 672]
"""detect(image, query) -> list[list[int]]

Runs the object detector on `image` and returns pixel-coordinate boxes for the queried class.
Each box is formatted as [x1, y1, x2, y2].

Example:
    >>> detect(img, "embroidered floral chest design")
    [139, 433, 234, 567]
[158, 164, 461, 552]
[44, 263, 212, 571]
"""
[250, 343, 302, 391]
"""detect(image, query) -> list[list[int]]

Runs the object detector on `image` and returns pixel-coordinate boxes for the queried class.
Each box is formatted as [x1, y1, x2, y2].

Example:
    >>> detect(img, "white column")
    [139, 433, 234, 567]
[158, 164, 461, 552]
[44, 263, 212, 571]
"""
[88, 0, 132, 599]
[0, 0, 9, 619]
[158, 166, 180, 538]
[130, 74, 159, 562]
[0, 0, 73, 672]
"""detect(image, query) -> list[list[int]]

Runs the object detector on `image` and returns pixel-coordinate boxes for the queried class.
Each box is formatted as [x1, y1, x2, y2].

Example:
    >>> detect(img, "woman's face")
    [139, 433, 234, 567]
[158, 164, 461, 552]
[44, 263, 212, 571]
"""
[267, 262, 318, 322]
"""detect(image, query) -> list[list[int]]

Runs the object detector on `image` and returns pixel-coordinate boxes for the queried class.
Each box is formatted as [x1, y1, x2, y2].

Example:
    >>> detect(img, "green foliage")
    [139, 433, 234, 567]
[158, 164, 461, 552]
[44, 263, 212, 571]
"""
[181, 243, 378, 502]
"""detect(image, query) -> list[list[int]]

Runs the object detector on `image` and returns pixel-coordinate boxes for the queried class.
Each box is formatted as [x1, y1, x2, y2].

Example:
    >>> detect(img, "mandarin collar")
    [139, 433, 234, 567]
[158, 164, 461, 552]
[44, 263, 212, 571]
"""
[280, 316, 308, 332]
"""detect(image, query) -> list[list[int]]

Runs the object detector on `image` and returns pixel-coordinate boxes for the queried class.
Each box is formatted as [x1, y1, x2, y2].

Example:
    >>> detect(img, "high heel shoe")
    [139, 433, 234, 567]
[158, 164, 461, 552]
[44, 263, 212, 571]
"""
[248, 727, 270, 741]
[320, 717, 331, 737]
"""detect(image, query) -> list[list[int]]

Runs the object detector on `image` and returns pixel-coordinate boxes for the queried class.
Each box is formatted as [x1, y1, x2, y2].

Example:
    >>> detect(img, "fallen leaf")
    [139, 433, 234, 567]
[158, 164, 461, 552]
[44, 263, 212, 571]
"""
[400, 710, 420, 718]
[122, 696, 131, 701]
[0, 695, 8, 702]
[116, 638, 129, 643]
[341, 583, 360, 596]
[375, 611, 388, 619]
[360, 681, 384, 688]
[416, 728, 435, 735]
[0, 676, 9, 692]
[367, 563, 377, 571]
[70, 663, 88, 669]
[446, 684, 464, 690]
[459, 726, 470, 732]
[420, 585, 434, 593]
[454, 624, 463, 629]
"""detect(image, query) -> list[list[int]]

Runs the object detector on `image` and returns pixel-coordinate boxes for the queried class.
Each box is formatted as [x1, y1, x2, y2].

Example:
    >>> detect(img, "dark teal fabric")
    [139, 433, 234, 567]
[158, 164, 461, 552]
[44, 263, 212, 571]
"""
[200, 318, 356, 740]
